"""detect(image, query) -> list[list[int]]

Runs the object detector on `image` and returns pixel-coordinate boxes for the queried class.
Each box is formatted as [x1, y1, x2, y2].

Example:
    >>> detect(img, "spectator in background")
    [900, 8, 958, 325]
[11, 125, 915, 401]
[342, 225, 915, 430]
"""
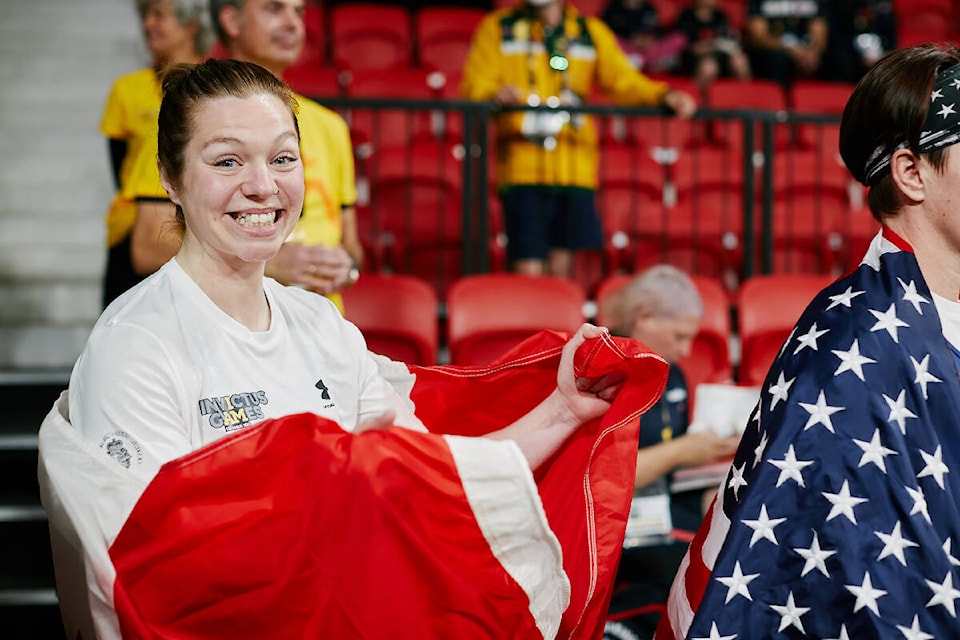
[742, 0, 828, 87]
[821, 0, 897, 84]
[601, 0, 687, 73]
[100, 0, 213, 308]
[462, 0, 696, 278]
[601, 265, 739, 640]
[210, 0, 363, 314]
[675, 0, 751, 90]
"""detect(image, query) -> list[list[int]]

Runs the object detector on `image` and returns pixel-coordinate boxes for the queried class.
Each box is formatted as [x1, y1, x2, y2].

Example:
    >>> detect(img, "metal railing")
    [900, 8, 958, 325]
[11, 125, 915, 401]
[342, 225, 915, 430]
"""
[311, 96, 867, 293]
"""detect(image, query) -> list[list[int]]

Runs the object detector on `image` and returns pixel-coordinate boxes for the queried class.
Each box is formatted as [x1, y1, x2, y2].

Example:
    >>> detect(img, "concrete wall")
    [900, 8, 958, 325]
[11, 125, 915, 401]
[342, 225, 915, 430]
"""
[0, 0, 149, 368]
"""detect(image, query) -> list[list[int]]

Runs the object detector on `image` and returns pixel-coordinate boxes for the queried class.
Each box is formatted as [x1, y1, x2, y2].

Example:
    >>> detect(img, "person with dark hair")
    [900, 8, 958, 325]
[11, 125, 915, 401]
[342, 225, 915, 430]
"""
[40, 57, 670, 640]
[674, 0, 751, 89]
[821, 0, 897, 84]
[100, 0, 213, 308]
[742, 0, 827, 87]
[658, 44, 960, 639]
[600, 0, 687, 72]
[462, 0, 696, 278]
[602, 265, 739, 640]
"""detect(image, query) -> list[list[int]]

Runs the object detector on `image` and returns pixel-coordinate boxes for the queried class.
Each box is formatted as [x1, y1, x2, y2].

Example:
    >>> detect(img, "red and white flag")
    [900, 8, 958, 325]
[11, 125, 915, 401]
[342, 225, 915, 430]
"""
[40, 331, 667, 640]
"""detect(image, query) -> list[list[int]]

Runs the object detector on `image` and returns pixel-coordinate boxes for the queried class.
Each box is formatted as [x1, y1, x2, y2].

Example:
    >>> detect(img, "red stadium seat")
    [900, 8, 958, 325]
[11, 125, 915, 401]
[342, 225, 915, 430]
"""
[329, 3, 412, 71]
[344, 68, 439, 150]
[359, 142, 465, 297]
[415, 7, 486, 75]
[446, 274, 586, 366]
[706, 78, 789, 150]
[341, 273, 440, 366]
[283, 64, 346, 99]
[789, 80, 853, 153]
[736, 273, 834, 387]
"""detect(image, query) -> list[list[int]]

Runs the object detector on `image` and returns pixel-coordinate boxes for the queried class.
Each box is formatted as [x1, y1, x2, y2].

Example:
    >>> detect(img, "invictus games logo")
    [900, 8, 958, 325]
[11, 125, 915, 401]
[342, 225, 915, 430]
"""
[100, 431, 143, 469]
[199, 390, 269, 432]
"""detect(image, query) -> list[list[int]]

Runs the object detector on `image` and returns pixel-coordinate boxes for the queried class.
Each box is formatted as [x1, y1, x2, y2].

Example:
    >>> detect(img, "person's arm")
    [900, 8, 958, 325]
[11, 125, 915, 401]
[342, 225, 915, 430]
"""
[461, 12, 510, 102]
[589, 18, 696, 117]
[486, 324, 623, 469]
[130, 200, 182, 275]
[634, 430, 740, 489]
[108, 138, 127, 190]
[742, 15, 781, 50]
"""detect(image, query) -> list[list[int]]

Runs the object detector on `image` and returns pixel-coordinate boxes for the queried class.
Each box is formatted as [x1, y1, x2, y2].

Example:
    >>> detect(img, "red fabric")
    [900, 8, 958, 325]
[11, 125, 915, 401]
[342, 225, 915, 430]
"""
[110, 331, 667, 639]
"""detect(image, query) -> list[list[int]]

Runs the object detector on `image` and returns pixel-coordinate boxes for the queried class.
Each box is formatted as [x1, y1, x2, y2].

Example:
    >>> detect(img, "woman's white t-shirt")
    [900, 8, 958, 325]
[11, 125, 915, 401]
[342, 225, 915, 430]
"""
[69, 259, 424, 481]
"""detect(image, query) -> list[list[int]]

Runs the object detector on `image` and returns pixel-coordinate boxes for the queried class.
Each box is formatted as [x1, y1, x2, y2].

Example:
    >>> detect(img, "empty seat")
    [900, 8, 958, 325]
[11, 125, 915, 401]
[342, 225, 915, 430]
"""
[736, 273, 834, 387]
[415, 7, 486, 75]
[344, 68, 439, 149]
[341, 273, 439, 365]
[329, 3, 412, 71]
[446, 274, 586, 366]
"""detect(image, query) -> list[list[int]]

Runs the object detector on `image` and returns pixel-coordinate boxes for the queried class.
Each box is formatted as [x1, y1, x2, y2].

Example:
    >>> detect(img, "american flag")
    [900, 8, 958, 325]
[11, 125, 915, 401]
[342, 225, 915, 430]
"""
[657, 229, 960, 639]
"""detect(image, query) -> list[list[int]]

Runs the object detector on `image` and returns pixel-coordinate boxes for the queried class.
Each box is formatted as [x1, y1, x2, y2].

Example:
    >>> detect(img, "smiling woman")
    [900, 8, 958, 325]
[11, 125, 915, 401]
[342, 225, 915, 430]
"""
[41, 57, 665, 640]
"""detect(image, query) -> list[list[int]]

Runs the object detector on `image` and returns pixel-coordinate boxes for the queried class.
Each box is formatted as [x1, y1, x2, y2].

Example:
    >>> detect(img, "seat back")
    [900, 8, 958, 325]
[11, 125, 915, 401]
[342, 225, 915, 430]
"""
[330, 4, 412, 71]
[736, 273, 833, 386]
[415, 7, 486, 75]
[341, 273, 439, 365]
[447, 274, 586, 366]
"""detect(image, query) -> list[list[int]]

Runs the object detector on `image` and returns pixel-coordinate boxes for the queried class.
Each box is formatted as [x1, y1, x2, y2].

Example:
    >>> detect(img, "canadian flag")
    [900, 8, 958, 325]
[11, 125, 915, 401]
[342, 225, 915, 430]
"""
[39, 331, 667, 639]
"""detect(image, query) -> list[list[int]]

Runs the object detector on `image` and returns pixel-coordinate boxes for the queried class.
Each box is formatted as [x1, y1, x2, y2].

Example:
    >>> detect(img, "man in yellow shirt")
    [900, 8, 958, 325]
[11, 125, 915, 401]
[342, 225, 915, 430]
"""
[462, 0, 696, 278]
[211, 0, 362, 312]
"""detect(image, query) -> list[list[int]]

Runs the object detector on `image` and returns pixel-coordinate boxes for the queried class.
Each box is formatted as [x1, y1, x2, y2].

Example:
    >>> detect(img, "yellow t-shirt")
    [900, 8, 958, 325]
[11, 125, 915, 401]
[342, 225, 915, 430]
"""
[286, 94, 358, 312]
[100, 68, 168, 247]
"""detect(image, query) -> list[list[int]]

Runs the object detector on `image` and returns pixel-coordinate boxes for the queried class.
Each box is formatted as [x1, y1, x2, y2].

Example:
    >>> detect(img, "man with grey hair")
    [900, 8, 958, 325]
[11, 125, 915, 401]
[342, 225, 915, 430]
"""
[210, 0, 362, 314]
[602, 265, 738, 640]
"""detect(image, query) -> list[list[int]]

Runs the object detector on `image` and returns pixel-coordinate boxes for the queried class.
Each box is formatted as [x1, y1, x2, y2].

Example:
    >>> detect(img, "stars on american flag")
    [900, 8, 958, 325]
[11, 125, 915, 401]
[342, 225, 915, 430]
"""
[716, 561, 758, 604]
[874, 521, 917, 565]
[794, 323, 829, 354]
[832, 339, 876, 381]
[910, 354, 941, 399]
[852, 429, 896, 472]
[799, 390, 844, 433]
[742, 504, 785, 547]
[869, 304, 910, 343]
[674, 246, 960, 640]
[883, 389, 917, 435]
[823, 480, 868, 524]
[845, 572, 886, 615]
[770, 591, 809, 632]
[793, 530, 835, 578]
[918, 445, 950, 489]
[767, 444, 813, 487]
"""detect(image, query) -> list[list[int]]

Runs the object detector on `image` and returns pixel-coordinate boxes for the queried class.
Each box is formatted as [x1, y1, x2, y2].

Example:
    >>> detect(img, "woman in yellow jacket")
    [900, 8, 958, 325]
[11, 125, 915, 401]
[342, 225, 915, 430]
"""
[462, 0, 696, 278]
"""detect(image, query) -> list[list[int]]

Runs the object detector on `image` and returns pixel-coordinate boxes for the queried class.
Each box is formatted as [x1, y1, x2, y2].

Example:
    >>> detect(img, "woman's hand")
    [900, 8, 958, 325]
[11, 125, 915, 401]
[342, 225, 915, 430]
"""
[554, 323, 624, 427]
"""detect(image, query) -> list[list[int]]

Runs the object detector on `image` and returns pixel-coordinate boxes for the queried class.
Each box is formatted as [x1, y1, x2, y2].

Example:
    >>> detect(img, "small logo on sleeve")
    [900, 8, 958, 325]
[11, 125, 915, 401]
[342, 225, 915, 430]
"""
[198, 390, 269, 432]
[100, 431, 143, 468]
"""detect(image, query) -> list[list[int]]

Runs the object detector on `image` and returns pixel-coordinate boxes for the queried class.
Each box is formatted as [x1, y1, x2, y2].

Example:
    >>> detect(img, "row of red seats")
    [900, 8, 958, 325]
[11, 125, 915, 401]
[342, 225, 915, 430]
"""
[344, 271, 833, 395]
[270, 0, 960, 79]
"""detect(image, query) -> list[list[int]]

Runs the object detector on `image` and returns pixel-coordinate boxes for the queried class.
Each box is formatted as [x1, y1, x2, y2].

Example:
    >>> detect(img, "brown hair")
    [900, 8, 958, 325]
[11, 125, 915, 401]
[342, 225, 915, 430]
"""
[840, 44, 960, 221]
[157, 58, 300, 224]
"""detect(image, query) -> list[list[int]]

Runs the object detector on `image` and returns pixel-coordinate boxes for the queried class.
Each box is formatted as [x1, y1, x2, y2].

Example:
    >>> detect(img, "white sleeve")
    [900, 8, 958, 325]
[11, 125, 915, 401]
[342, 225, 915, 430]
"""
[68, 322, 193, 481]
[356, 350, 426, 433]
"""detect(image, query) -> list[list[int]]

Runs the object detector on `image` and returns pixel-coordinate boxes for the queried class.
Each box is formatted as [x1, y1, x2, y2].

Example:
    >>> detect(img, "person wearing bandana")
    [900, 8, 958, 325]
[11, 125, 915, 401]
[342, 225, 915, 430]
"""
[461, 0, 697, 279]
[657, 44, 960, 639]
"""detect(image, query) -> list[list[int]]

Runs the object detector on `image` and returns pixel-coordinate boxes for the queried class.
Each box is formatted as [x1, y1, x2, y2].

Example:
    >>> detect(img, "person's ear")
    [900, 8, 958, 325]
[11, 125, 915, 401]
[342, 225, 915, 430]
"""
[889, 147, 924, 204]
[158, 163, 181, 206]
[219, 4, 241, 42]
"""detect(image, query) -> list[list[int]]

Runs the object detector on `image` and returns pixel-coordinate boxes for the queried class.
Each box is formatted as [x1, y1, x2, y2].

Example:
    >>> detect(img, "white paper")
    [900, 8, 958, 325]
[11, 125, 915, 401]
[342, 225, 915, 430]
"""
[688, 383, 761, 438]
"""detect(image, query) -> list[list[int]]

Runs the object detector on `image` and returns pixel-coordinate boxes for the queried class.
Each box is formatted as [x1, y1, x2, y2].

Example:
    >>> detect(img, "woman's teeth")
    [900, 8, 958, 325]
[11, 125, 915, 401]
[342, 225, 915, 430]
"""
[236, 212, 276, 226]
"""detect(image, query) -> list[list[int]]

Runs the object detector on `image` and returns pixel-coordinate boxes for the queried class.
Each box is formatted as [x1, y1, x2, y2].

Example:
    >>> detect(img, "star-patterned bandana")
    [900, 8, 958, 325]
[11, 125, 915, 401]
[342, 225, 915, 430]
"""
[863, 63, 960, 186]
